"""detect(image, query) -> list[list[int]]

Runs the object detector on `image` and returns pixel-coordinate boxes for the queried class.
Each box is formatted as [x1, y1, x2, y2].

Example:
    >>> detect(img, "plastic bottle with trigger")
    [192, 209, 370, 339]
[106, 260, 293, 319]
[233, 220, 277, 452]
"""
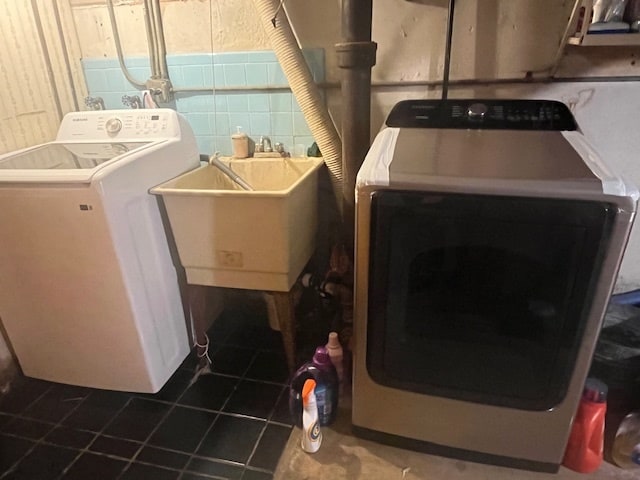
[301, 379, 322, 453]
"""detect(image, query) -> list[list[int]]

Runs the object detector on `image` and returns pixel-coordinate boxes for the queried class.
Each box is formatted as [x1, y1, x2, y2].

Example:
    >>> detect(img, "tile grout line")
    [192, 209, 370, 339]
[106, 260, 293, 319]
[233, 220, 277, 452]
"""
[53, 394, 135, 480]
[244, 382, 291, 475]
[178, 345, 262, 480]
[114, 359, 206, 480]
[0, 383, 93, 480]
[1, 318, 291, 479]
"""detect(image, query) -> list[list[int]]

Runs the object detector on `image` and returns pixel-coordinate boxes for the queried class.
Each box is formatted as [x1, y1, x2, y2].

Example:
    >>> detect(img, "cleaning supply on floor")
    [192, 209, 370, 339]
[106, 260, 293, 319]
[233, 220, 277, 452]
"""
[289, 346, 339, 427]
[301, 378, 322, 453]
[326, 332, 344, 392]
[612, 411, 640, 469]
[562, 377, 607, 473]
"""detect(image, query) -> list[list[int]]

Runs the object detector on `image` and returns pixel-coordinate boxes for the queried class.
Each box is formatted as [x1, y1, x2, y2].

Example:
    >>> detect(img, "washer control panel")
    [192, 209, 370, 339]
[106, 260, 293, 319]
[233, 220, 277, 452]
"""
[386, 99, 577, 131]
[57, 109, 178, 141]
[100, 112, 170, 137]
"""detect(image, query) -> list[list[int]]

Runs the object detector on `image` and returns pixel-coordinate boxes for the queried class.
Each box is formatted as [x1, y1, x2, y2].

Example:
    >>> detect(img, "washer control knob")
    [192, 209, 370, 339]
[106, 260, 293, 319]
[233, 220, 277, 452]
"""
[467, 103, 488, 119]
[105, 117, 123, 135]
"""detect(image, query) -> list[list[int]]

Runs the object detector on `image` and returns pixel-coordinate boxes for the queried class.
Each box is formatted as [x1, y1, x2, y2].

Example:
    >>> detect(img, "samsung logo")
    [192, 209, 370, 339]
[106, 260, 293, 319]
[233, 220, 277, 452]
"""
[72, 118, 89, 122]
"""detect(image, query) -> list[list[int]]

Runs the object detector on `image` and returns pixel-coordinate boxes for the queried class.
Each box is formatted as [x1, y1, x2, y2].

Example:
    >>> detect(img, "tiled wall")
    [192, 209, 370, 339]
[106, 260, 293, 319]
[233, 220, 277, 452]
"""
[81, 50, 324, 155]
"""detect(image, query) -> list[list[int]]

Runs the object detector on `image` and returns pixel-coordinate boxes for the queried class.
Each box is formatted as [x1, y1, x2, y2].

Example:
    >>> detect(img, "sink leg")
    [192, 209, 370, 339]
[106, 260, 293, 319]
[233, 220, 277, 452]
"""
[271, 290, 297, 373]
[188, 284, 223, 368]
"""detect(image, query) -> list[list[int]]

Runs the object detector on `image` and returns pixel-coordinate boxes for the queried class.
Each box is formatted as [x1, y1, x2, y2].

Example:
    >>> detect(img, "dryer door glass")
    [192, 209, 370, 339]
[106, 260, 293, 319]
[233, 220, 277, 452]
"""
[366, 190, 615, 411]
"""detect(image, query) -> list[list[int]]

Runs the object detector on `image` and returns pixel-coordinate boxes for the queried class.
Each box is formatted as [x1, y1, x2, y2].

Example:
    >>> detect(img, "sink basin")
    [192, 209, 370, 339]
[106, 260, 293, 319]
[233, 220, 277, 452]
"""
[151, 157, 324, 291]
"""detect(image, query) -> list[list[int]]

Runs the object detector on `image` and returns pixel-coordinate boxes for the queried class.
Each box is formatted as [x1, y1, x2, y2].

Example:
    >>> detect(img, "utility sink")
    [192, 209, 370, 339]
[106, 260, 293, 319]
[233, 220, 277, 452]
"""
[151, 157, 324, 292]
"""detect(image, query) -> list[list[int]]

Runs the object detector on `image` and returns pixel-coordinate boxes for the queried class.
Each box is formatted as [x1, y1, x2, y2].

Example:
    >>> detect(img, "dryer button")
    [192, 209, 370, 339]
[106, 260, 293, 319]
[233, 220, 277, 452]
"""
[467, 103, 488, 119]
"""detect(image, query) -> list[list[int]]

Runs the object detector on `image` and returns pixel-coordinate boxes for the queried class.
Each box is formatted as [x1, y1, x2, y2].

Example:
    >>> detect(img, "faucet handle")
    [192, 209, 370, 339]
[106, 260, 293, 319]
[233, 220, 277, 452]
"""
[84, 96, 105, 110]
[122, 95, 142, 109]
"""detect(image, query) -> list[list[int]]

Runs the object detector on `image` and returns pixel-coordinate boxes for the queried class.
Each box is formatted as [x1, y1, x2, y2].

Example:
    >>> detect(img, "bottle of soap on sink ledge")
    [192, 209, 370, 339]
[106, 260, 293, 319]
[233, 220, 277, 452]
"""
[231, 126, 249, 159]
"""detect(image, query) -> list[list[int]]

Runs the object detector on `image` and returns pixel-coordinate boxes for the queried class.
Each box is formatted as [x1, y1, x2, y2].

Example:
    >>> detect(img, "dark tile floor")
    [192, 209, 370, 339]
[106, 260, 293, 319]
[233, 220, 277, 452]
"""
[0, 307, 296, 480]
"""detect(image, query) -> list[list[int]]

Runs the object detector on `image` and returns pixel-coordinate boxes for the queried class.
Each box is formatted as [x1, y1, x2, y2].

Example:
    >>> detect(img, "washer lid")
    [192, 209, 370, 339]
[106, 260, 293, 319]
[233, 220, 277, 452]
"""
[0, 141, 152, 183]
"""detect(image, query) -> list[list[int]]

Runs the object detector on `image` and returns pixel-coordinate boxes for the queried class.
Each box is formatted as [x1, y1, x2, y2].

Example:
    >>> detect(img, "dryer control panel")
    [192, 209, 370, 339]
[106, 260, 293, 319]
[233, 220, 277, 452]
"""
[386, 99, 578, 131]
[56, 109, 181, 142]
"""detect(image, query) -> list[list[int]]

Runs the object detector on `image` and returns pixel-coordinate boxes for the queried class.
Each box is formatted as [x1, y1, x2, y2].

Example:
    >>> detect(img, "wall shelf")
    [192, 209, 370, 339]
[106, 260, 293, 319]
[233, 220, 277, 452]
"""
[566, 0, 640, 46]
[568, 32, 640, 46]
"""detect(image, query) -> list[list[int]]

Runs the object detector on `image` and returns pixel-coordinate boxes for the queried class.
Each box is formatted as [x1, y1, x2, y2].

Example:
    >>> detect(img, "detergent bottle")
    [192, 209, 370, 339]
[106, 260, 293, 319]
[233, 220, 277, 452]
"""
[562, 377, 607, 473]
[289, 346, 339, 427]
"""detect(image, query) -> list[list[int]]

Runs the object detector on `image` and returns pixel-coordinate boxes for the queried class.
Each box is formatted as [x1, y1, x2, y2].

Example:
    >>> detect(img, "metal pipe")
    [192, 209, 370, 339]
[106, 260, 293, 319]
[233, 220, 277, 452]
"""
[172, 73, 640, 97]
[106, 0, 146, 88]
[209, 156, 254, 191]
[151, 0, 169, 80]
[550, 0, 583, 77]
[337, 0, 376, 244]
[143, 0, 160, 78]
[30, 0, 63, 120]
[52, 0, 79, 112]
[441, 0, 456, 100]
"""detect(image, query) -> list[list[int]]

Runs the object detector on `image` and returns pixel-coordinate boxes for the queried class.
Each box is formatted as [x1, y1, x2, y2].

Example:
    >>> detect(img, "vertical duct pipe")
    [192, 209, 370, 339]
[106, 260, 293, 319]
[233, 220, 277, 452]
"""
[335, 0, 376, 248]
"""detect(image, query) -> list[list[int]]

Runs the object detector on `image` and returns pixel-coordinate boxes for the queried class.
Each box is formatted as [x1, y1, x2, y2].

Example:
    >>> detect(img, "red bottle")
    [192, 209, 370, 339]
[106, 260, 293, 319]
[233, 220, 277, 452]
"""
[562, 377, 607, 473]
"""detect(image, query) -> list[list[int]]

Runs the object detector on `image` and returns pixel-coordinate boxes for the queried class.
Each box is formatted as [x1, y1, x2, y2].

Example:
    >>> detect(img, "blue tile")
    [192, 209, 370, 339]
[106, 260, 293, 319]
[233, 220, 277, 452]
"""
[293, 112, 311, 136]
[213, 113, 230, 135]
[245, 64, 268, 87]
[128, 67, 151, 83]
[196, 136, 214, 155]
[302, 48, 326, 82]
[167, 54, 213, 66]
[248, 51, 277, 63]
[293, 136, 315, 152]
[227, 95, 249, 113]
[229, 113, 250, 132]
[214, 95, 228, 112]
[186, 113, 211, 136]
[248, 94, 270, 113]
[213, 136, 232, 155]
[214, 65, 225, 86]
[269, 93, 291, 112]
[272, 136, 294, 151]
[203, 65, 214, 87]
[105, 69, 126, 91]
[214, 52, 249, 65]
[267, 63, 288, 86]
[100, 92, 126, 110]
[224, 65, 246, 87]
[271, 112, 293, 136]
[249, 113, 271, 137]
[84, 70, 108, 92]
[123, 56, 154, 68]
[168, 66, 185, 87]
[175, 94, 214, 113]
[183, 65, 205, 87]
[292, 96, 302, 112]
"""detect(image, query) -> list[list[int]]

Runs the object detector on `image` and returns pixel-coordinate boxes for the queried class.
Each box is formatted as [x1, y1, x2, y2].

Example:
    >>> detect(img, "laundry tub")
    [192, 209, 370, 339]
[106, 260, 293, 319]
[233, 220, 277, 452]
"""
[152, 157, 324, 292]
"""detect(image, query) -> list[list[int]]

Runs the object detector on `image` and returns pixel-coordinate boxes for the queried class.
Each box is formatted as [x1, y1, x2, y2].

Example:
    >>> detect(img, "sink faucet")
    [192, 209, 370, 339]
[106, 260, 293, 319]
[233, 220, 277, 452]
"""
[258, 136, 272, 153]
[84, 96, 105, 111]
[122, 95, 143, 109]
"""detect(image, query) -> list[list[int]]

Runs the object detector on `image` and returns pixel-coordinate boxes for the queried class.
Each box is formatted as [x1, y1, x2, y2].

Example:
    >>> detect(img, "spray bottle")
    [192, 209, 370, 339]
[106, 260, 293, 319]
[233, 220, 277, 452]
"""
[301, 379, 322, 453]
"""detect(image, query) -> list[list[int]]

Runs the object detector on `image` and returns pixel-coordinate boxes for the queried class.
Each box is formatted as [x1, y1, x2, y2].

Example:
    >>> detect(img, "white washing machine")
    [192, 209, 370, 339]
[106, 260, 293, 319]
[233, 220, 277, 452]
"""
[0, 109, 199, 393]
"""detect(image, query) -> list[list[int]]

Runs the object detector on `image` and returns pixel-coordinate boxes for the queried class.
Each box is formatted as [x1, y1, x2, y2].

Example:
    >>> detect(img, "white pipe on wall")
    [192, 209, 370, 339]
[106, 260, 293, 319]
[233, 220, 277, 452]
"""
[252, 0, 343, 215]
